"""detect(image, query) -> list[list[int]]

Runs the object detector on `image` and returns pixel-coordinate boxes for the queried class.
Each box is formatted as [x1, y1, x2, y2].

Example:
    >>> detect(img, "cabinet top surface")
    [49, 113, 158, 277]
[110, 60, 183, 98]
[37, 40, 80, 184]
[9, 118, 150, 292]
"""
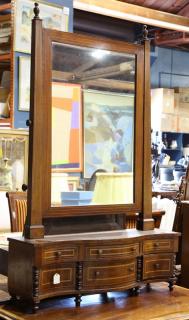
[7, 229, 180, 245]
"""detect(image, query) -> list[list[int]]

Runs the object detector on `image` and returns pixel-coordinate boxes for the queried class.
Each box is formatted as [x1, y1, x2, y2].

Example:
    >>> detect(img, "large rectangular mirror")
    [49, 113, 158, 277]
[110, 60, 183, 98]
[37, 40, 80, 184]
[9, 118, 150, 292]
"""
[29, 29, 144, 219]
[51, 41, 135, 207]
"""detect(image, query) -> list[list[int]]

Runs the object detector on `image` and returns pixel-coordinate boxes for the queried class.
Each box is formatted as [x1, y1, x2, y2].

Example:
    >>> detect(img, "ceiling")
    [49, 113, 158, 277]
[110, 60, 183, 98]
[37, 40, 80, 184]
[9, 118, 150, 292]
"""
[118, 0, 189, 15]
[118, 0, 189, 49]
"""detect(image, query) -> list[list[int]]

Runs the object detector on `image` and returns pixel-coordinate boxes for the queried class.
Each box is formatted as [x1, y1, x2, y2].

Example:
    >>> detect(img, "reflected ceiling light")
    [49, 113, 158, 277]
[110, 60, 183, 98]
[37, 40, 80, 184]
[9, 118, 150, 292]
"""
[91, 49, 110, 59]
[74, 0, 189, 33]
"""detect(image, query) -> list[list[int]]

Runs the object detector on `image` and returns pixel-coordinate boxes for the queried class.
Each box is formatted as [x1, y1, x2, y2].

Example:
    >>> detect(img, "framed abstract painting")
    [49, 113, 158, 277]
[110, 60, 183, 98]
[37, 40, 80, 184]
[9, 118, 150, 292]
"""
[51, 82, 83, 172]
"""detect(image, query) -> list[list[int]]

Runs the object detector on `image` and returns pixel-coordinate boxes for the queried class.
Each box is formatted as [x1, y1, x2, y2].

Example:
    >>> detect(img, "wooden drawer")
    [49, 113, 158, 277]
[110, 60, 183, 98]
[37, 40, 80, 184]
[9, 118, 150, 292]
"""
[143, 254, 173, 280]
[83, 260, 136, 289]
[143, 239, 174, 254]
[40, 263, 76, 293]
[42, 245, 79, 264]
[85, 243, 139, 260]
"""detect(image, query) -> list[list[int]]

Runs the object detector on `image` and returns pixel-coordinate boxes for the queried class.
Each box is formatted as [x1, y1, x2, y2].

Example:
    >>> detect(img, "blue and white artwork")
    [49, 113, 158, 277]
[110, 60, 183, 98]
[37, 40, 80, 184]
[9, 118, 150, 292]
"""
[84, 90, 134, 178]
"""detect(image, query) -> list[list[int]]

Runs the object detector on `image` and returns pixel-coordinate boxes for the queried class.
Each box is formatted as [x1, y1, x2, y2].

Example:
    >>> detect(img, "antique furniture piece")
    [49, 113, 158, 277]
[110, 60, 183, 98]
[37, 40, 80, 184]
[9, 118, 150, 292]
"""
[178, 201, 189, 288]
[125, 210, 165, 229]
[0, 231, 20, 276]
[6, 191, 27, 232]
[152, 189, 178, 200]
[0, 233, 8, 276]
[7, 4, 179, 313]
[172, 165, 189, 269]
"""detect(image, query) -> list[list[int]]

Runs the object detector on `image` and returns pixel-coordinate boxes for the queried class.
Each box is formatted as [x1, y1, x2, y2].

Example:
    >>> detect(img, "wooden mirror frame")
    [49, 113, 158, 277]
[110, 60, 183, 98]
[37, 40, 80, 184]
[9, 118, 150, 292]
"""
[24, 5, 153, 239]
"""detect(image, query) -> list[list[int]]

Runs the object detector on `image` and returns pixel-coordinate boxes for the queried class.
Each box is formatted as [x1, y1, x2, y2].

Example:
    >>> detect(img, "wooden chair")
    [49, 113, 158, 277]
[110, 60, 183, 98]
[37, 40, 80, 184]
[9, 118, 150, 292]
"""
[86, 169, 107, 191]
[173, 165, 189, 228]
[172, 165, 189, 265]
[6, 191, 27, 232]
[125, 210, 165, 229]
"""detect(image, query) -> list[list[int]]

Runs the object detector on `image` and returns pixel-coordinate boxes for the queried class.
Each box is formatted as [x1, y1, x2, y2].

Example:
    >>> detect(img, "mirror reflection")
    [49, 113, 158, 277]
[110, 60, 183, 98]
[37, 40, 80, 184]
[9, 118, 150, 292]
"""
[51, 42, 135, 206]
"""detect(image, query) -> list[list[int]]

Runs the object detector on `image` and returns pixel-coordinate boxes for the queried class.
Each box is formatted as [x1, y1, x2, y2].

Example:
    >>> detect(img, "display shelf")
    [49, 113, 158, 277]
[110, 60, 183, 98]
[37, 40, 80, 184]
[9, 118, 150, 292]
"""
[0, 13, 11, 21]
[0, 118, 10, 125]
[0, 0, 12, 128]
[0, 13, 11, 57]
[162, 148, 181, 151]
[0, 3, 11, 12]
[0, 54, 11, 61]
[0, 119, 11, 129]
[161, 131, 189, 162]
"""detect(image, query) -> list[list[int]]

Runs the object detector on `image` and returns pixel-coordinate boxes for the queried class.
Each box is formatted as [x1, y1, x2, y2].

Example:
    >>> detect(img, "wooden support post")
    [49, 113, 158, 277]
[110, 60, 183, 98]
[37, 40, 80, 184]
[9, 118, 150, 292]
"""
[137, 26, 154, 231]
[24, 3, 44, 239]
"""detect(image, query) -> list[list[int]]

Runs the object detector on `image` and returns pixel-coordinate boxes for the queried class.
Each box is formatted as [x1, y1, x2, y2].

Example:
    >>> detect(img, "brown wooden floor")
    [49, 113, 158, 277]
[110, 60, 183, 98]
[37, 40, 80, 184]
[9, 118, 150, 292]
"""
[1, 276, 189, 320]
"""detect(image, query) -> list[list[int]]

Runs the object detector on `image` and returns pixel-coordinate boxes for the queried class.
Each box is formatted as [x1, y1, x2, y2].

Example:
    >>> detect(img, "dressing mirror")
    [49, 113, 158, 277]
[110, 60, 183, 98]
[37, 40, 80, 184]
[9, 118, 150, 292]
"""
[24, 10, 152, 238]
[42, 31, 145, 217]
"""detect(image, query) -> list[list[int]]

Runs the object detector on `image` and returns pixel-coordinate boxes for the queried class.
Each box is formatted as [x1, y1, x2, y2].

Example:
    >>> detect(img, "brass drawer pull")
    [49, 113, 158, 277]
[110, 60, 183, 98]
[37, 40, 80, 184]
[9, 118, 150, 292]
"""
[98, 249, 103, 255]
[55, 251, 62, 258]
[95, 271, 100, 277]
[154, 263, 160, 269]
[154, 243, 159, 248]
[128, 267, 134, 272]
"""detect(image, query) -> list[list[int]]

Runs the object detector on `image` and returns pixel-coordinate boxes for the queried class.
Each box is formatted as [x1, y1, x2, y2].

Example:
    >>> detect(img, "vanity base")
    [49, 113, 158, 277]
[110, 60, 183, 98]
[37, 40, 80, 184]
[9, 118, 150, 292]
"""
[8, 229, 179, 312]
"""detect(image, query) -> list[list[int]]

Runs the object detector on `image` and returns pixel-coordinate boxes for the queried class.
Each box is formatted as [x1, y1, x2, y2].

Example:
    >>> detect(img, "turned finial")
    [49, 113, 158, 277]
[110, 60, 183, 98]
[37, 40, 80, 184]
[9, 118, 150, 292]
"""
[142, 25, 149, 41]
[34, 2, 40, 19]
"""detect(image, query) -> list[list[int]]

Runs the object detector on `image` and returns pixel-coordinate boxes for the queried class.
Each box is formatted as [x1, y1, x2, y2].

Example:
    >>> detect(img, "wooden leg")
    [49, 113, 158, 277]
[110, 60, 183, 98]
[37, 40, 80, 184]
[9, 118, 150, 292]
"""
[32, 267, 40, 313]
[9, 294, 17, 303]
[134, 286, 140, 296]
[168, 279, 174, 291]
[75, 294, 82, 307]
[146, 283, 151, 292]
[128, 288, 135, 296]
[32, 300, 40, 313]
[101, 292, 109, 302]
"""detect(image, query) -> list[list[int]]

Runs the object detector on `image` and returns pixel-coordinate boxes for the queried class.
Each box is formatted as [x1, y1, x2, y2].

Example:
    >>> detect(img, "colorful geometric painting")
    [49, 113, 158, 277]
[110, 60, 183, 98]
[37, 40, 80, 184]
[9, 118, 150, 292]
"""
[51, 82, 82, 172]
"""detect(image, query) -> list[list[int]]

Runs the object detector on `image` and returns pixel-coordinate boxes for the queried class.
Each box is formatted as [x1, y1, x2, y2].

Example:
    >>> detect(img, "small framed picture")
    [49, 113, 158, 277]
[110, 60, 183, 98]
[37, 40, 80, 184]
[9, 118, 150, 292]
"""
[67, 176, 80, 191]
[18, 56, 31, 111]
[14, 0, 69, 53]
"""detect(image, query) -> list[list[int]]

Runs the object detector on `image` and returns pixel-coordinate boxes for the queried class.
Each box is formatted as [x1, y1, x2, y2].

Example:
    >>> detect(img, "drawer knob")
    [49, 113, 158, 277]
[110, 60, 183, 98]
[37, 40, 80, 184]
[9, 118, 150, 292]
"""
[154, 243, 159, 247]
[128, 267, 134, 272]
[131, 247, 135, 252]
[98, 249, 103, 255]
[55, 251, 62, 258]
[95, 271, 100, 277]
[154, 263, 160, 269]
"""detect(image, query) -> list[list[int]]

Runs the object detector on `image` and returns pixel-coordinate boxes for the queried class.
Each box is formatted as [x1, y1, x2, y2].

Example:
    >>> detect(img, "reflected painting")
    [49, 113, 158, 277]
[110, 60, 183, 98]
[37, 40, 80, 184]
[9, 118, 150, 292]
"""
[51, 82, 82, 172]
[84, 90, 134, 178]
